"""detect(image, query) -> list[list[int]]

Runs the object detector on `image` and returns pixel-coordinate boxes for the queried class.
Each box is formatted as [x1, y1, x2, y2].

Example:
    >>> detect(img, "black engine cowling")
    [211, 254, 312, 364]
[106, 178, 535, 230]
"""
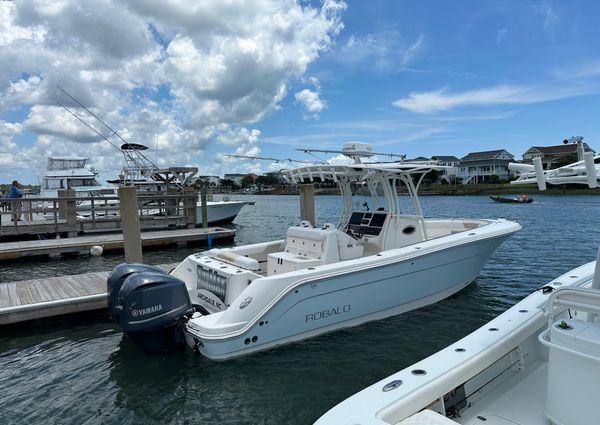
[107, 263, 165, 324]
[107, 264, 193, 353]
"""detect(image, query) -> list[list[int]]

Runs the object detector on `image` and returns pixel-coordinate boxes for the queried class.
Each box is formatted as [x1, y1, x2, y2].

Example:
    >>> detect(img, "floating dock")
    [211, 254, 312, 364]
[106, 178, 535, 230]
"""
[0, 264, 177, 326]
[0, 227, 235, 261]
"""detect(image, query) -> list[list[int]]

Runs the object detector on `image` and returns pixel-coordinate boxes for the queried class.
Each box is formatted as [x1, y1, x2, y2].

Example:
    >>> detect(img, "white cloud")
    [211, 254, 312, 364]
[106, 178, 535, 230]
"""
[401, 35, 424, 67]
[0, 0, 347, 182]
[326, 153, 353, 165]
[392, 82, 600, 114]
[336, 31, 425, 71]
[295, 88, 326, 116]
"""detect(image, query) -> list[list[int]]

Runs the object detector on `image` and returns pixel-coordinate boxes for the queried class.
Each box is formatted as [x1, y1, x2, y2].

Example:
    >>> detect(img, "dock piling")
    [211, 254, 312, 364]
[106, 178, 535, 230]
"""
[118, 185, 143, 263]
[201, 187, 208, 228]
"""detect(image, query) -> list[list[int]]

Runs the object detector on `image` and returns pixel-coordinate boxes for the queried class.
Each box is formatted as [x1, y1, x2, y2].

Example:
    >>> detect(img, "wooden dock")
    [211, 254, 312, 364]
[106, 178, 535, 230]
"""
[0, 264, 177, 325]
[0, 227, 235, 261]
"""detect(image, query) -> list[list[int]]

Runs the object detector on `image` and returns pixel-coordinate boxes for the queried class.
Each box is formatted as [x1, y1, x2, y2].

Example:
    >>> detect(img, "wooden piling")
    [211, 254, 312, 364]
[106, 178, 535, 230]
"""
[299, 184, 316, 226]
[201, 187, 208, 228]
[118, 185, 143, 263]
[183, 186, 196, 229]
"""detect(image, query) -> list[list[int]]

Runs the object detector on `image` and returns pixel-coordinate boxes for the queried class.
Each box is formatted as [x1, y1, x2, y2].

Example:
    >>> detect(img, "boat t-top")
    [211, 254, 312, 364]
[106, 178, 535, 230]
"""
[316, 138, 600, 425]
[106, 142, 521, 360]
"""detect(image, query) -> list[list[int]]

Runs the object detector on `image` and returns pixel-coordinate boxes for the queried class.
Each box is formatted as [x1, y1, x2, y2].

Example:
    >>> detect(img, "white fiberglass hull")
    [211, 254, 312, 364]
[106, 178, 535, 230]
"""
[195, 200, 247, 225]
[315, 261, 597, 425]
[181, 221, 519, 360]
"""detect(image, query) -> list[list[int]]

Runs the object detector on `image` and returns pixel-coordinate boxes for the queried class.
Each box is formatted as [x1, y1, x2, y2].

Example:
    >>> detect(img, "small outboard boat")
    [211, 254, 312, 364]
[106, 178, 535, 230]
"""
[490, 195, 533, 204]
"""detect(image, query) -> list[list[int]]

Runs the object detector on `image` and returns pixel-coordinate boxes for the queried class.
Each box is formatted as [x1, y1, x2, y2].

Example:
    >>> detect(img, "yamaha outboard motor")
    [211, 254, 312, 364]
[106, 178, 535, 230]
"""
[107, 263, 165, 325]
[107, 264, 193, 353]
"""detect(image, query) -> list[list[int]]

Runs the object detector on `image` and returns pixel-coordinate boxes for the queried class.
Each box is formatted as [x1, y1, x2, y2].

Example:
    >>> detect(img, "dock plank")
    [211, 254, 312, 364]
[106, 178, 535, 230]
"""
[0, 263, 179, 325]
[0, 227, 234, 261]
[28, 280, 53, 303]
[6, 283, 20, 306]
[22, 282, 43, 305]
[63, 276, 90, 297]
[0, 284, 11, 308]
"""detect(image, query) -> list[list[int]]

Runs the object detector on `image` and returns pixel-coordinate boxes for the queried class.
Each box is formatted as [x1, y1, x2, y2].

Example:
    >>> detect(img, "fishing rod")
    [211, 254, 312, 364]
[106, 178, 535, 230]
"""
[54, 97, 122, 153]
[56, 86, 133, 148]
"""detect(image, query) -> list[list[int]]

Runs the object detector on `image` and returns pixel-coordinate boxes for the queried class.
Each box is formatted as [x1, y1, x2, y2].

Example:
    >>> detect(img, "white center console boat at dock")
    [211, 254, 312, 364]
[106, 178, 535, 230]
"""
[316, 144, 600, 425]
[107, 143, 520, 360]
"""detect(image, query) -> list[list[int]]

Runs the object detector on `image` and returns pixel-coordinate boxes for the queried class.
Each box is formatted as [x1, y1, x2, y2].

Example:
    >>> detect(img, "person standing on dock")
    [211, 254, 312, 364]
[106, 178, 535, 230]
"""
[7, 180, 23, 222]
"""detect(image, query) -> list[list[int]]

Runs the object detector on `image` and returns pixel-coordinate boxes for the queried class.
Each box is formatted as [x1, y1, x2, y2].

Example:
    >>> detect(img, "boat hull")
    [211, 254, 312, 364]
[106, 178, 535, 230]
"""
[185, 233, 511, 360]
[490, 196, 533, 204]
[196, 201, 247, 225]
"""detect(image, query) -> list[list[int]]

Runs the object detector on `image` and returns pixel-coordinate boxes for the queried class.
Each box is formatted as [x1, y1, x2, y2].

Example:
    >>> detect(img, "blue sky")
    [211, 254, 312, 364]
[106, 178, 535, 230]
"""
[1, 0, 600, 183]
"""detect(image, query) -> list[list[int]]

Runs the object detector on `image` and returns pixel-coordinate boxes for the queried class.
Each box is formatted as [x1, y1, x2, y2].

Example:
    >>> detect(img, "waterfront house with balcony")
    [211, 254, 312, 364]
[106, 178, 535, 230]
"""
[459, 149, 515, 184]
[431, 155, 460, 183]
[522, 143, 594, 169]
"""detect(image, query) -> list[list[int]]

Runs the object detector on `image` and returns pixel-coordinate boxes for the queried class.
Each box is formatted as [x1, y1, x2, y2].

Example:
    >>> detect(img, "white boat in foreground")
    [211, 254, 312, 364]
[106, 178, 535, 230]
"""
[317, 146, 600, 425]
[106, 143, 520, 360]
[316, 262, 600, 425]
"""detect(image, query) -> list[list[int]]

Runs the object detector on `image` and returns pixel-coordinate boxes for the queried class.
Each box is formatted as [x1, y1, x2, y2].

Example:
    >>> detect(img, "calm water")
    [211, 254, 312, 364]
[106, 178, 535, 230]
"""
[1, 194, 600, 424]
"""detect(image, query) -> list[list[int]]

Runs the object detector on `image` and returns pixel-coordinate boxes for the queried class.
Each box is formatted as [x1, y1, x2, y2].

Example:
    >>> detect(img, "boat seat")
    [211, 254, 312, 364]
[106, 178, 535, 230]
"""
[284, 224, 339, 263]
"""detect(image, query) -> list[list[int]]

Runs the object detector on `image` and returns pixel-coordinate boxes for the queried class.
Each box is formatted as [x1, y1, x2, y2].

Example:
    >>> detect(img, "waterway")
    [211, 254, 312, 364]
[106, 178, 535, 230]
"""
[1, 194, 599, 424]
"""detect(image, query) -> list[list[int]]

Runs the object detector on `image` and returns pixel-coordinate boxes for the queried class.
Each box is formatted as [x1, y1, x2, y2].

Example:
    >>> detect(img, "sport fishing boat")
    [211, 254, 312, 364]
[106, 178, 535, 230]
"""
[54, 88, 248, 226]
[106, 143, 248, 225]
[106, 143, 520, 360]
[39, 156, 118, 218]
[316, 150, 600, 425]
[39, 157, 116, 198]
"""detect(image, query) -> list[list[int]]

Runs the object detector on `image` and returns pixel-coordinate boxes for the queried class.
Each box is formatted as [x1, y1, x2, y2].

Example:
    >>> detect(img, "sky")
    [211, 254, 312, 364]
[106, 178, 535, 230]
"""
[1, 0, 600, 184]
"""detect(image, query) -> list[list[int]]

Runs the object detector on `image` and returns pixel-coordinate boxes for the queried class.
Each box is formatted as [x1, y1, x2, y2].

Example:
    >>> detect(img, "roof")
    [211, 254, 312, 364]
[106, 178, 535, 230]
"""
[407, 156, 430, 162]
[431, 155, 460, 162]
[460, 149, 512, 162]
[525, 143, 594, 155]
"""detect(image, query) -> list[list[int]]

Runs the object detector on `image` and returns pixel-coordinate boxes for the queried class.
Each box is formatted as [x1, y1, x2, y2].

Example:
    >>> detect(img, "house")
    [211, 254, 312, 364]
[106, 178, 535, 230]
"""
[264, 170, 288, 184]
[195, 175, 221, 187]
[522, 143, 594, 169]
[407, 156, 431, 162]
[223, 173, 246, 185]
[431, 155, 460, 183]
[459, 149, 515, 184]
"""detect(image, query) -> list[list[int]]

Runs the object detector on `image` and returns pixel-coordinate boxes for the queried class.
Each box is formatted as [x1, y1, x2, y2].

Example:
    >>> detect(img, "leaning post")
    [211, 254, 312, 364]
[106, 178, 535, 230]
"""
[299, 184, 316, 226]
[119, 185, 143, 263]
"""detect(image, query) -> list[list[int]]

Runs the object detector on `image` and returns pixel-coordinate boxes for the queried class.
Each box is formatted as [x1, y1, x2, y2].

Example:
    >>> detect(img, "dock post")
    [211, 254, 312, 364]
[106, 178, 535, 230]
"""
[58, 189, 77, 237]
[184, 186, 196, 229]
[65, 189, 77, 238]
[58, 189, 68, 220]
[119, 185, 143, 263]
[200, 187, 208, 228]
[299, 184, 316, 226]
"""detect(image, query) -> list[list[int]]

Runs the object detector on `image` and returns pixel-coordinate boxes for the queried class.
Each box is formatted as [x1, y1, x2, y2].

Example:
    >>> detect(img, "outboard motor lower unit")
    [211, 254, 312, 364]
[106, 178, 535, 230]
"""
[107, 264, 193, 353]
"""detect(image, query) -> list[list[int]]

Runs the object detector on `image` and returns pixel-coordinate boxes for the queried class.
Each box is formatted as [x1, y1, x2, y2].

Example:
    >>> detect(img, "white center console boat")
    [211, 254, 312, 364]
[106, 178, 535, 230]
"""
[106, 143, 520, 360]
[316, 144, 600, 424]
